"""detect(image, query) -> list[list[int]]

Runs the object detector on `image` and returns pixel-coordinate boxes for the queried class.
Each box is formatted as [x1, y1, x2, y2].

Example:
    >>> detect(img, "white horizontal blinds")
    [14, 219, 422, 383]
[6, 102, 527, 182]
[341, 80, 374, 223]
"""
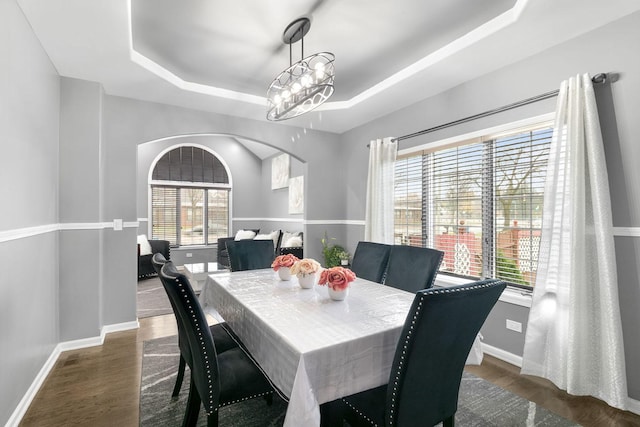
[207, 189, 229, 242]
[490, 127, 552, 286]
[180, 188, 205, 246]
[393, 121, 552, 288]
[151, 187, 178, 244]
[393, 155, 423, 246]
[431, 143, 484, 277]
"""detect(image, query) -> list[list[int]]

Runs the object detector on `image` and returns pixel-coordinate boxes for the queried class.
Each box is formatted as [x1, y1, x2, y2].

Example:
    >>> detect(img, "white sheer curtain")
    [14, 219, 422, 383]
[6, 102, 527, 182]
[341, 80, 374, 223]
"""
[364, 137, 397, 243]
[521, 74, 628, 410]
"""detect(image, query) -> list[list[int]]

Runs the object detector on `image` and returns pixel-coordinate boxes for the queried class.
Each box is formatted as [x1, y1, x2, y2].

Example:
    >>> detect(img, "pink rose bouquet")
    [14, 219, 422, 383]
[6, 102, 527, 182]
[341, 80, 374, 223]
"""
[271, 254, 299, 271]
[318, 266, 356, 291]
[290, 258, 321, 276]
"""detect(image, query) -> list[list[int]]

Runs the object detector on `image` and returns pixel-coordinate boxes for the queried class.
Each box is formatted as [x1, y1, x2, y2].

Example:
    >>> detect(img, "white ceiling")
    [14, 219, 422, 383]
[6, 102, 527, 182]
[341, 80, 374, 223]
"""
[16, 0, 640, 140]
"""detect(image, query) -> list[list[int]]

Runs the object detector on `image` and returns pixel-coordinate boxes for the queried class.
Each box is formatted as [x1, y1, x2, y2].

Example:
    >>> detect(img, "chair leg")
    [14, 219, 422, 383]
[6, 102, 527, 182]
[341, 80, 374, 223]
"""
[182, 378, 201, 427]
[172, 354, 186, 397]
[443, 414, 455, 427]
[206, 411, 219, 427]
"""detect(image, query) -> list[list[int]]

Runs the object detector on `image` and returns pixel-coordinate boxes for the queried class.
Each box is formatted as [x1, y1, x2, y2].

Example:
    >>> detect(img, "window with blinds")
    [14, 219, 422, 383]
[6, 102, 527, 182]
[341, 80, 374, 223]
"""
[150, 146, 230, 246]
[393, 123, 552, 289]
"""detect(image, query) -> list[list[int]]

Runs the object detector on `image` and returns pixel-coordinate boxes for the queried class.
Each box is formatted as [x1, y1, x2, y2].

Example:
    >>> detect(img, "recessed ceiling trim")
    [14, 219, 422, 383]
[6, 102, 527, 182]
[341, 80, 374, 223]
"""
[127, 0, 528, 113]
[320, 0, 529, 111]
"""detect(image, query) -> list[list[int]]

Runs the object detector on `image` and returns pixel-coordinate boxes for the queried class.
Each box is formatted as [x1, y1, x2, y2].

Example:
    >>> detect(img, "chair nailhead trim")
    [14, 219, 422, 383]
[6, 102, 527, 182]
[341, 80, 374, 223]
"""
[342, 398, 378, 427]
[175, 277, 218, 409]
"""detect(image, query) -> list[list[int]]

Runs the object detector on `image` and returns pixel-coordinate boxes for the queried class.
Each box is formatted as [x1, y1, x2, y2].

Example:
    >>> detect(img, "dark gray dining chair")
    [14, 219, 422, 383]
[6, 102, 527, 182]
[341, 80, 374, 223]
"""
[350, 241, 392, 283]
[159, 262, 275, 426]
[321, 279, 506, 427]
[151, 253, 238, 397]
[383, 245, 444, 292]
[225, 239, 275, 271]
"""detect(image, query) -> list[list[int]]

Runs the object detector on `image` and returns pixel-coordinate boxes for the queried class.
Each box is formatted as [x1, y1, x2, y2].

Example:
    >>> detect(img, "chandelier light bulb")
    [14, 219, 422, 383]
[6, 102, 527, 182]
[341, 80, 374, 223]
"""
[314, 62, 325, 79]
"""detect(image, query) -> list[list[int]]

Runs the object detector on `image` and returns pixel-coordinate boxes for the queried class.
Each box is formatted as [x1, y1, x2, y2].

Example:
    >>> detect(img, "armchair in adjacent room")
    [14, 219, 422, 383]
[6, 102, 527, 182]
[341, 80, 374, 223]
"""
[137, 235, 170, 279]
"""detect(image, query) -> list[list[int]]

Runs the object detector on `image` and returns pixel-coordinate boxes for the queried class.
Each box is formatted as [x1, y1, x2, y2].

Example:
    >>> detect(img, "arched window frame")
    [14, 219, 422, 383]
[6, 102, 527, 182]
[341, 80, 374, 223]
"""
[148, 144, 232, 247]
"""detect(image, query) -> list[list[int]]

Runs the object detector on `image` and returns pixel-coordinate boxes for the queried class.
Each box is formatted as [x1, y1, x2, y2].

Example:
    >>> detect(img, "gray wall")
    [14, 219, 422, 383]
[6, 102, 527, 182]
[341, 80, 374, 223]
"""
[340, 11, 640, 399]
[0, 0, 60, 423]
[59, 78, 104, 340]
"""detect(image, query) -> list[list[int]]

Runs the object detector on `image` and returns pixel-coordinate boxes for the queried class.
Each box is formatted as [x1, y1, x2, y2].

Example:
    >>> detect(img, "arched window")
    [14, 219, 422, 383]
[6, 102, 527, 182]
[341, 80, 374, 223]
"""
[150, 146, 230, 246]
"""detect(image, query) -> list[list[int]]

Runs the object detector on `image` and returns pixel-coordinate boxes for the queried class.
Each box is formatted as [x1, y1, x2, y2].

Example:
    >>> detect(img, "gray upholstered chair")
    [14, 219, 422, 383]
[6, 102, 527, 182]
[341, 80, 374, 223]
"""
[350, 241, 392, 283]
[383, 245, 444, 292]
[225, 239, 275, 271]
[321, 279, 506, 427]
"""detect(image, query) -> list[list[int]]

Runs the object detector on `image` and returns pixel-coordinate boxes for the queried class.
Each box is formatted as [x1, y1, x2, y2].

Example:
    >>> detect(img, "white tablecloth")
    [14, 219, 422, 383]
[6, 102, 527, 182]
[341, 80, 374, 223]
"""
[199, 269, 415, 427]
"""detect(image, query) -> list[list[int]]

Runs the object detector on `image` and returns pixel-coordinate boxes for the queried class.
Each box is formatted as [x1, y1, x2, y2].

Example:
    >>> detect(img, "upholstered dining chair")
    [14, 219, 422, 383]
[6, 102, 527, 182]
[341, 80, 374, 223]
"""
[225, 239, 275, 271]
[350, 241, 392, 283]
[322, 279, 506, 427]
[159, 262, 276, 427]
[151, 253, 238, 397]
[383, 245, 444, 293]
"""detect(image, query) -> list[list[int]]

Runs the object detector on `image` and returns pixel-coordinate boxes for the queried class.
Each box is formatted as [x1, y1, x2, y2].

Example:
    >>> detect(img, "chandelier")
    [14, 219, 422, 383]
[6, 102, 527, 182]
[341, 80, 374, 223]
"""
[267, 17, 335, 121]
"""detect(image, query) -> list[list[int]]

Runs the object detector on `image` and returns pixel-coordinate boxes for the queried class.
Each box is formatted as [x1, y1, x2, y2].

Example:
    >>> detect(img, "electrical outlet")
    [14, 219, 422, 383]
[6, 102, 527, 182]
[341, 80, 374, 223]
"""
[186, 253, 193, 258]
[506, 319, 522, 333]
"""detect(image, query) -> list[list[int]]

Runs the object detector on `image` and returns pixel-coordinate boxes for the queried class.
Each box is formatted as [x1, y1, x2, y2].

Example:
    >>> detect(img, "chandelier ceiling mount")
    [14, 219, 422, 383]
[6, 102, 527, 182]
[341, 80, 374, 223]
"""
[267, 17, 335, 121]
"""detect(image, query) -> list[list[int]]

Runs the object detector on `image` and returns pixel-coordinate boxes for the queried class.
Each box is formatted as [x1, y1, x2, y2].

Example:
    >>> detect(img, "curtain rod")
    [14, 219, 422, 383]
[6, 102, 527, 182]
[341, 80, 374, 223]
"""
[384, 73, 608, 144]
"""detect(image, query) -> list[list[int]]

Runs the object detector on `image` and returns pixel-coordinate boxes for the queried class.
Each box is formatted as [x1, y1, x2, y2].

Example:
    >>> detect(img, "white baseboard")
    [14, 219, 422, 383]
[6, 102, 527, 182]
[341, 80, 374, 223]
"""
[627, 398, 640, 416]
[481, 342, 523, 367]
[5, 320, 139, 427]
[5, 344, 63, 427]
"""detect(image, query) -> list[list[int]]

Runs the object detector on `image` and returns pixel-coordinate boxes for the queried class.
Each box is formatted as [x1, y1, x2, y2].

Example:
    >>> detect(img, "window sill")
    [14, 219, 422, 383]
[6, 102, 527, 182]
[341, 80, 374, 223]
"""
[434, 275, 533, 308]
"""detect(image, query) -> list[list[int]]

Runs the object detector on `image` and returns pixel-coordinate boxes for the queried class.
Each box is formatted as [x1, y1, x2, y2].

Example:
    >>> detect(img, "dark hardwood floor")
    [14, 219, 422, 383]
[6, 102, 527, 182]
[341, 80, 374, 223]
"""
[19, 314, 640, 426]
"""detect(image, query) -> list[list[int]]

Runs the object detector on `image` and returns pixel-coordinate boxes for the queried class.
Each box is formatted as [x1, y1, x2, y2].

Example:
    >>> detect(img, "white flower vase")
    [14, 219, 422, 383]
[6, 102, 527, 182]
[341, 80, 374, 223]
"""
[298, 273, 316, 289]
[278, 267, 292, 281]
[328, 286, 349, 301]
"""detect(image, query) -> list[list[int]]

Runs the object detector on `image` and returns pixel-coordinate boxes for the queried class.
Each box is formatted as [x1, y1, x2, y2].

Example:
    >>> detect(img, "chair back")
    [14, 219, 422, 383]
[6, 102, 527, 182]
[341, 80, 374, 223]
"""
[151, 252, 168, 274]
[152, 253, 192, 363]
[350, 241, 392, 283]
[384, 245, 444, 292]
[159, 262, 220, 414]
[226, 239, 275, 271]
[386, 279, 506, 426]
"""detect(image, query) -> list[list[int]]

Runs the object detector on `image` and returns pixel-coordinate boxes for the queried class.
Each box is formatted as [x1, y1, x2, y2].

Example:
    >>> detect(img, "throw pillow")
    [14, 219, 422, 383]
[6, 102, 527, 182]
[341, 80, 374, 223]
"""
[137, 234, 153, 256]
[235, 229, 257, 241]
[280, 233, 302, 248]
[281, 231, 299, 246]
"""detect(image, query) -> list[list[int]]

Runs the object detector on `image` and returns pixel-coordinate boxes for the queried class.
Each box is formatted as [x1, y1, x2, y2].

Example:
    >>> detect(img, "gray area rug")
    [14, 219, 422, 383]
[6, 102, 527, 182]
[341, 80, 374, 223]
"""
[141, 335, 577, 426]
[137, 276, 173, 318]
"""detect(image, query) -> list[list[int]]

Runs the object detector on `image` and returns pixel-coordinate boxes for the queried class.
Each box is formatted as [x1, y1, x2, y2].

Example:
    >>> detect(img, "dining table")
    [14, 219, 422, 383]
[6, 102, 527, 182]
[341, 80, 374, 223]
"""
[198, 268, 482, 427]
